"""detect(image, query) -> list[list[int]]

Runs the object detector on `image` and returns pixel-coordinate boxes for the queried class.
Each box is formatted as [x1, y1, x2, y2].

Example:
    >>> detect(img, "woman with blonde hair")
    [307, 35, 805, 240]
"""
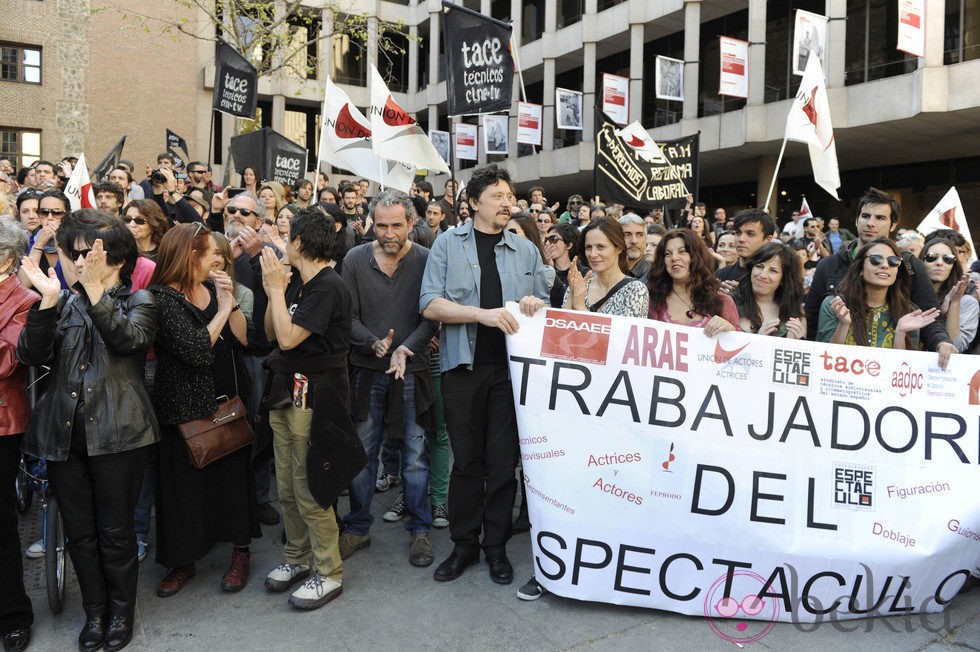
[258, 183, 284, 225]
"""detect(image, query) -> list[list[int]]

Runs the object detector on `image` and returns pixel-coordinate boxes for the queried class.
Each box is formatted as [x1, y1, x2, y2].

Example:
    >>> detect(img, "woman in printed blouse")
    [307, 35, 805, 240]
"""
[817, 237, 938, 348]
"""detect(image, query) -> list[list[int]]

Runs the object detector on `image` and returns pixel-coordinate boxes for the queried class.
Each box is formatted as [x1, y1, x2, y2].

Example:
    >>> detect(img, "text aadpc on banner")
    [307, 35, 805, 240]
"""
[505, 304, 980, 623]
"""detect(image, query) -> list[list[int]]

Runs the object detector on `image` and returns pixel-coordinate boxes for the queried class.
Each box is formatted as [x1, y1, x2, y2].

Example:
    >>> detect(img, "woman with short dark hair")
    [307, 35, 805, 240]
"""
[18, 210, 158, 651]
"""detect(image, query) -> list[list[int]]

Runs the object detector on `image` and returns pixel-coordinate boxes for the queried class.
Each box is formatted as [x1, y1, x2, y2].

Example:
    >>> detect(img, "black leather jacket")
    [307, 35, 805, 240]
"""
[17, 284, 160, 461]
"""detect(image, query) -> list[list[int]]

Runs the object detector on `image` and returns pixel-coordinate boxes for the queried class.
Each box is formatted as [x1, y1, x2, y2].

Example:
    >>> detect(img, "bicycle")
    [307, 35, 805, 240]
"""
[16, 454, 67, 614]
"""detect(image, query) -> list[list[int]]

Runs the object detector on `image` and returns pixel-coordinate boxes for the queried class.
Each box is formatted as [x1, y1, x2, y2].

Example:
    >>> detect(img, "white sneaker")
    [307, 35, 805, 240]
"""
[288, 571, 342, 610]
[265, 562, 310, 593]
[25, 539, 43, 559]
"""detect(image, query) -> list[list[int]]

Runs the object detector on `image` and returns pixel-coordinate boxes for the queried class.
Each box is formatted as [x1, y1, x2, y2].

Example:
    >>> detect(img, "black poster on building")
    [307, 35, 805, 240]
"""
[229, 127, 307, 186]
[442, 2, 515, 116]
[166, 129, 189, 169]
[595, 111, 699, 211]
[212, 39, 259, 119]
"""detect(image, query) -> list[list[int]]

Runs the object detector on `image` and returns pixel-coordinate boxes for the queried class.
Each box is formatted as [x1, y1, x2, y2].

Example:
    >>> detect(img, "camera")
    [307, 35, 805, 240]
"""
[151, 169, 168, 184]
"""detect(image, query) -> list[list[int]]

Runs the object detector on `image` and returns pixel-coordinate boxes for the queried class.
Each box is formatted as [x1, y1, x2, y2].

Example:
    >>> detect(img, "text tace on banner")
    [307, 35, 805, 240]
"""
[442, 2, 515, 117]
[719, 37, 749, 99]
[601, 73, 629, 125]
[212, 39, 259, 119]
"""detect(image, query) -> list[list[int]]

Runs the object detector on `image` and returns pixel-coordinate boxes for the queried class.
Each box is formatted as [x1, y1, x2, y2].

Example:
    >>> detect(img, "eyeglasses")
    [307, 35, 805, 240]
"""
[543, 235, 563, 244]
[225, 206, 256, 217]
[536, 217, 552, 223]
[866, 254, 903, 268]
[124, 216, 148, 226]
[39, 207, 67, 216]
[529, 208, 540, 213]
[569, 201, 583, 206]
[923, 252, 956, 265]
[68, 247, 92, 261]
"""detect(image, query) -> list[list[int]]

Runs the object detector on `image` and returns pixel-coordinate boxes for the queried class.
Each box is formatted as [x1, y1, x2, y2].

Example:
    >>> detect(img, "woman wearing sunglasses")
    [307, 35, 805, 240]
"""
[122, 200, 169, 260]
[817, 237, 939, 348]
[18, 214, 158, 651]
[919, 238, 977, 352]
[148, 223, 259, 599]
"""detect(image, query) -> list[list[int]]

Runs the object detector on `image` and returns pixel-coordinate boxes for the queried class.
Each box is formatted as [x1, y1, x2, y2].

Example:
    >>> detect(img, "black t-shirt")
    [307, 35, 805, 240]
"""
[281, 266, 352, 360]
[716, 262, 748, 282]
[473, 229, 506, 364]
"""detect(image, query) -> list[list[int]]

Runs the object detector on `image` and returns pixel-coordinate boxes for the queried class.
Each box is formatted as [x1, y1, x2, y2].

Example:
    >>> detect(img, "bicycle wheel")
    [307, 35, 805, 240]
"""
[44, 497, 67, 614]
[14, 460, 32, 515]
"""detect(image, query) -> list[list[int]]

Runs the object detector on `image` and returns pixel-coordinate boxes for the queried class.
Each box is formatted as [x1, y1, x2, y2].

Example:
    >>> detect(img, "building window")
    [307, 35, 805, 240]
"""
[0, 44, 41, 84]
[845, 0, 917, 85]
[522, 1, 545, 44]
[764, 0, 825, 103]
[0, 128, 42, 169]
[284, 12, 320, 80]
[330, 14, 368, 86]
[379, 25, 410, 93]
[557, 0, 584, 28]
[699, 9, 749, 117]
[945, 0, 980, 64]
[643, 32, 685, 128]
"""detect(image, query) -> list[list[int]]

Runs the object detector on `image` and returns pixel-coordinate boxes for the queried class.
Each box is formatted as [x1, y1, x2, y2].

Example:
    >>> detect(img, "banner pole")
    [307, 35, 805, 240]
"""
[764, 138, 788, 213]
[207, 110, 215, 170]
[449, 117, 457, 220]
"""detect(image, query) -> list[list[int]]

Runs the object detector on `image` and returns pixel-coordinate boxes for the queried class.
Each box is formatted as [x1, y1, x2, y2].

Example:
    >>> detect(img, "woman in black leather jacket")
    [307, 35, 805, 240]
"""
[17, 210, 158, 652]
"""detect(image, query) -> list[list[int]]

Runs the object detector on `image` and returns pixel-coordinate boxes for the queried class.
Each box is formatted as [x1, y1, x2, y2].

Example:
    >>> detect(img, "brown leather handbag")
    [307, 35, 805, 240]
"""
[178, 357, 252, 469]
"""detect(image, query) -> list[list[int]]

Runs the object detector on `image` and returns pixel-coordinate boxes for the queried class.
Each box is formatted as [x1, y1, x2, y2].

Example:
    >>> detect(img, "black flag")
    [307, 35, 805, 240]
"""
[92, 136, 125, 182]
[166, 129, 190, 170]
[213, 39, 259, 119]
[229, 127, 307, 187]
[442, 2, 515, 116]
[595, 111, 699, 211]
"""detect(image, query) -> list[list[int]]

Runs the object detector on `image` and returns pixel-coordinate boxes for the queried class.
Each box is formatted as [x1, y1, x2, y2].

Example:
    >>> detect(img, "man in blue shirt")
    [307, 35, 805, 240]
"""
[420, 164, 550, 585]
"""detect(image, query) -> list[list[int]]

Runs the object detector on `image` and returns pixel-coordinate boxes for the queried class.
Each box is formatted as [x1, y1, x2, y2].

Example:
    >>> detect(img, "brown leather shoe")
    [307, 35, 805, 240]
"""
[221, 549, 250, 592]
[157, 564, 195, 597]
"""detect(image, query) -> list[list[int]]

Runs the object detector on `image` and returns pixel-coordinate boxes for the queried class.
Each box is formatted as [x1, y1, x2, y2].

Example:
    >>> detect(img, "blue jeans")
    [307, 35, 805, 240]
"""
[344, 371, 431, 535]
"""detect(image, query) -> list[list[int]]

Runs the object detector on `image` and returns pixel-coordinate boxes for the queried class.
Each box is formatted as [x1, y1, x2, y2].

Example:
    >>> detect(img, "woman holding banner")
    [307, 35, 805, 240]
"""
[732, 242, 806, 338]
[817, 237, 938, 348]
[646, 228, 739, 336]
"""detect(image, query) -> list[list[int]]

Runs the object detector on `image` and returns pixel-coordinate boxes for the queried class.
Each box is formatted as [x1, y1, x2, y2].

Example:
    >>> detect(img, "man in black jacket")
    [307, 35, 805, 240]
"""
[804, 187, 956, 368]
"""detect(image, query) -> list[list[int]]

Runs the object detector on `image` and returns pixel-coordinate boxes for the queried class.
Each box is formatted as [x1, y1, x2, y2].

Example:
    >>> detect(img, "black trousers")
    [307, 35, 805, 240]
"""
[47, 420, 148, 620]
[441, 364, 519, 554]
[0, 435, 33, 635]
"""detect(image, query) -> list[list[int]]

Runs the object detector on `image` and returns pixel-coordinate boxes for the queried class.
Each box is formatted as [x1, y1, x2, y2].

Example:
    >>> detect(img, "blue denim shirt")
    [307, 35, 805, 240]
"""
[420, 221, 551, 372]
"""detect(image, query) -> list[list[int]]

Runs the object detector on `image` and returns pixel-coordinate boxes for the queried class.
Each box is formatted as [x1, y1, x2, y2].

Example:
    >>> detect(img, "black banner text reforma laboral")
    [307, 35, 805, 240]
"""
[596, 111, 699, 211]
[442, 2, 515, 116]
[212, 39, 259, 119]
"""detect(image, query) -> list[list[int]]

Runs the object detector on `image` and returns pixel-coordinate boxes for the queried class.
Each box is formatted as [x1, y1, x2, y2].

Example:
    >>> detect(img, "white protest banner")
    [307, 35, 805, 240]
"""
[719, 37, 749, 98]
[63, 153, 95, 211]
[793, 9, 829, 75]
[506, 303, 980, 638]
[898, 0, 925, 57]
[516, 102, 543, 146]
[455, 123, 478, 161]
[917, 187, 976, 264]
[601, 73, 629, 125]
[483, 114, 509, 155]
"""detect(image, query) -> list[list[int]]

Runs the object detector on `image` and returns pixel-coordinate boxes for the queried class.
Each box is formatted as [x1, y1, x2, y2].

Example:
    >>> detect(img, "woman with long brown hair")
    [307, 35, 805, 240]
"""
[148, 223, 259, 598]
[122, 199, 169, 260]
[817, 237, 938, 348]
[732, 242, 806, 338]
[647, 228, 739, 335]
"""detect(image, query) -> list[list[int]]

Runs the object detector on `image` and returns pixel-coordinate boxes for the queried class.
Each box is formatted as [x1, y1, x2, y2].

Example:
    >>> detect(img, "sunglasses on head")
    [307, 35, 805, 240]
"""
[39, 207, 66, 216]
[923, 252, 956, 265]
[866, 254, 903, 268]
[123, 216, 147, 225]
[226, 206, 256, 217]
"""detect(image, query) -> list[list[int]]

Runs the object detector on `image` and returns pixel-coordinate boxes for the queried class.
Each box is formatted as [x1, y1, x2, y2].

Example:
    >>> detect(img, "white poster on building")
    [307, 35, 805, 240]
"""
[793, 10, 828, 75]
[601, 73, 630, 125]
[718, 37, 749, 99]
[556, 88, 583, 130]
[897, 0, 926, 57]
[429, 129, 451, 166]
[506, 303, 980, 637]
[516, 102, 543, 146]
[655, 56, 684, 101]
[455, 122, 478, 161]
[483, 114, 509, 155]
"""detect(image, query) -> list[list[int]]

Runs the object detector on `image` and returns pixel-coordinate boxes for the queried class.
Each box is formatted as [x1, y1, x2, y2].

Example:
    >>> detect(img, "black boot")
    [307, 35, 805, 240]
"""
[78, 616, 105, 651]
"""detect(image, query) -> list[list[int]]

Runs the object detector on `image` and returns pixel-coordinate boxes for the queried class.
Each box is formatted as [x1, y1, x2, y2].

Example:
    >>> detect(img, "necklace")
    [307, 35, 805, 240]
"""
[671, 291, 697, 319]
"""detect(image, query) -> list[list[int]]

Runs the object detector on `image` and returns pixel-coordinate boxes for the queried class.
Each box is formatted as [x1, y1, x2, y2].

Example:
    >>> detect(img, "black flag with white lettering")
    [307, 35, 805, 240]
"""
[442, 2, 514, 117]
[229, 127, 307, 187]
[166, 129, 189, 170]
[212, 39, 259, 119]
[595, 110, 699, 211]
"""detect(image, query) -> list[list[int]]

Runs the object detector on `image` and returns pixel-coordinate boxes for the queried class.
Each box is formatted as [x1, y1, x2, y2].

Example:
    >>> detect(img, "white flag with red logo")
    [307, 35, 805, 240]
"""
[315, 77, 414, 193]
[369, 65, 451, 176]
[615, 121, 668, 165]
[63, 153, 95, 212]
[917, 187, 976, 264]
[800, 197, 812, 216]
[784, 52, 840, 200]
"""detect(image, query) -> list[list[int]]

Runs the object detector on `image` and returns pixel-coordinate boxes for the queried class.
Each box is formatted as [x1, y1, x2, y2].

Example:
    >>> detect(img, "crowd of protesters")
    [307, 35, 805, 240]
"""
[0, 154, 977, 651]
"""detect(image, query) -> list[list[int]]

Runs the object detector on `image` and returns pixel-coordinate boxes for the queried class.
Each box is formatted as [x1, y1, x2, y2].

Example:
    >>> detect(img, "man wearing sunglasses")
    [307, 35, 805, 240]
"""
[558, 194, 584, 225]
[805, 187, 955, 368]
[185, 160, 214, 205]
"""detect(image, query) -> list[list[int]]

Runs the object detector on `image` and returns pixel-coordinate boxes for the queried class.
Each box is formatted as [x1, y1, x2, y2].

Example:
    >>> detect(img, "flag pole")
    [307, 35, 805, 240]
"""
[763, 138, 788, 213]
[449, 117, 457, 220]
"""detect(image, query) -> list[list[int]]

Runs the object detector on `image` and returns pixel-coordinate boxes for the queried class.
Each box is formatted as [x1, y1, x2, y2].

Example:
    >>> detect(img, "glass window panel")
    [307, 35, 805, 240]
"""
[22, 132, 40, 155]
[24, 66, 39, 83]
[23, 49, 39, 66]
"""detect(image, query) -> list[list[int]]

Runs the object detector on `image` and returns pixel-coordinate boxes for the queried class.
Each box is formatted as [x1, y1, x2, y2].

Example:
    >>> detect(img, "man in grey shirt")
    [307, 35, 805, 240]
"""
[339, 189, 439, 568]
